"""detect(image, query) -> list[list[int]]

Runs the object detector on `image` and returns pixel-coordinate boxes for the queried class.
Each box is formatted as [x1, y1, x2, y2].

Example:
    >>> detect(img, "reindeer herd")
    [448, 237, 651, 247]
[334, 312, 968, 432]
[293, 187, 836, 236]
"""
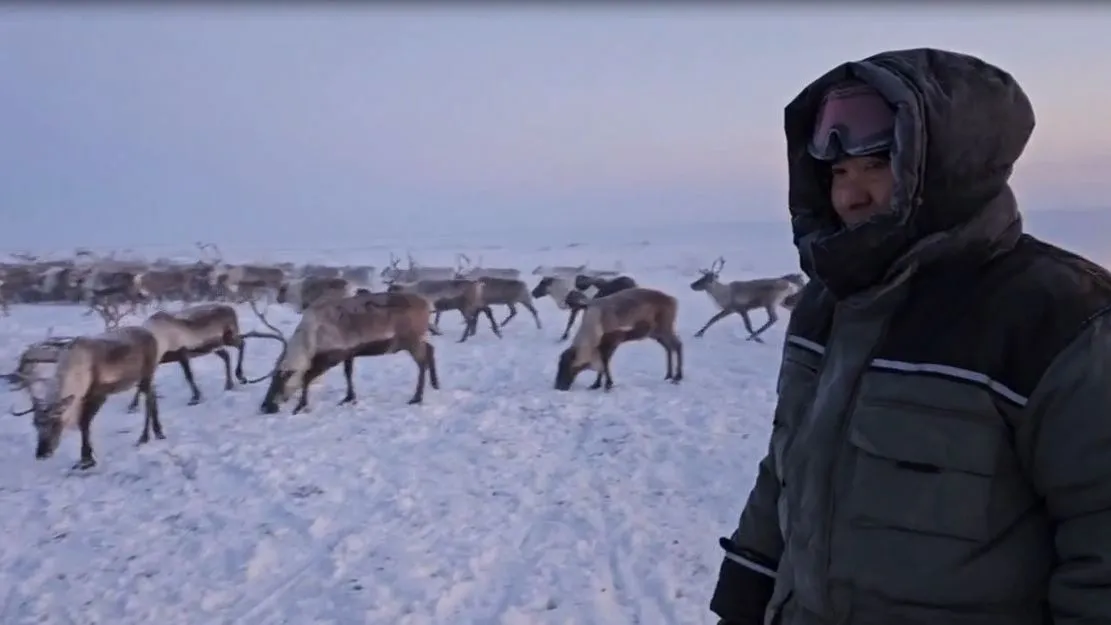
[1, 246, 806, 471]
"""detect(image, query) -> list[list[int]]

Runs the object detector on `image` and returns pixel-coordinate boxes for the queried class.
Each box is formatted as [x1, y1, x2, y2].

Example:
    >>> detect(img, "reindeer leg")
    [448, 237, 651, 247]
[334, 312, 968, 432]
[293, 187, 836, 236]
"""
[339, 357, 356, 405]
[292, 357, 331, 414]
[74, 396, 106, 470]
[145, 380, 165, 441]
[214, 348, 234, 390]
[652, 334, 675, 380]
[746, 306, 779, 343]
[408, 343, 430, 405]
[233, 340, 247, 385]
[694, 309, 733, 338]
[425, 341, 440, 390]
[522, 299, 542, 329]
[178, 357, 203, 405]
[457, 310, 476, 343]
[666, 335, 675, 384]
[434, 310, 444, 327]
[126, 386, 142, 413]
[559, 309, 579, 341]
[589, 370, 604, 390]
[484, 306, 502, 338]
[739, 310, 757, 337]
[598, 332, 622, 391]
[500, 304, 518, 327]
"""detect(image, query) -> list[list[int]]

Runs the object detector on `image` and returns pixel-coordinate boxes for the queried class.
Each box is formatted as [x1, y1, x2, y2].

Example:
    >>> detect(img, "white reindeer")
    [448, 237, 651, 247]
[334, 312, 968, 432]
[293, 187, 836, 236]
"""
[689, 257, 805, 342]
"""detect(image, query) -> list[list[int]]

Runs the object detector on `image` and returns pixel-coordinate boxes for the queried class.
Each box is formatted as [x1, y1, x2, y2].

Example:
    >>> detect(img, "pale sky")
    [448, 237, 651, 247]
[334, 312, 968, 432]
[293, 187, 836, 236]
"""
[1, 5, 1108, 250]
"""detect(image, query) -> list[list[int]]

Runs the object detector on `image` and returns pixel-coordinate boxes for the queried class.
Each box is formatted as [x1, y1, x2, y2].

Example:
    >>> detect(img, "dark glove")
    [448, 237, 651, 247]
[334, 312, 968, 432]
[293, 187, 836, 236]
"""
[709, 537, 776, 625]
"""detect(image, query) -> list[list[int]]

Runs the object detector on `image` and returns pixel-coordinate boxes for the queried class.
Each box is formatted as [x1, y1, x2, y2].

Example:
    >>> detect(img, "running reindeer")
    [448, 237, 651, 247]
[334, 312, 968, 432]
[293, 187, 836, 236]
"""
[10, 325, 164, 470]
[554, 287, 683, 391]
[473, 276, 542, 331]
[252, 290, 440, 414]
[689, 257, 805, 342]
[123, 302, 286, 410]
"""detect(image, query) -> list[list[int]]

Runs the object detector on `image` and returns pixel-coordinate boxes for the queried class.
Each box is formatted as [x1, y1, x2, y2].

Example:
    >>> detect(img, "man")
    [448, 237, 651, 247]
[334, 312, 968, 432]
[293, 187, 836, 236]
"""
[710, 48, 1111, 624]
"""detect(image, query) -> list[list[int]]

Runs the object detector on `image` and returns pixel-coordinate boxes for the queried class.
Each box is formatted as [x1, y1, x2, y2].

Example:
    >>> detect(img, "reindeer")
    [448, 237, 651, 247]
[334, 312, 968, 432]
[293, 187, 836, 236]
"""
[690, 257, 806, 342]
[554, 287, 683, 391]
[473, 276, 542, 330]
[560, 275, 639, 341]
[387, 278, 501, 343]
[9, 325, 163, 470]
[532, 264, 587, 277]
[122, 303, 285, 410]
[380, 252, 457, 284]
[253, 291, 440, 413]
[531, 275, 599, 341]
[133, 267, 189, 305]
[454, 254, 522, 280]
[212, 263, 286, 301]
[277, 276, 351, 313]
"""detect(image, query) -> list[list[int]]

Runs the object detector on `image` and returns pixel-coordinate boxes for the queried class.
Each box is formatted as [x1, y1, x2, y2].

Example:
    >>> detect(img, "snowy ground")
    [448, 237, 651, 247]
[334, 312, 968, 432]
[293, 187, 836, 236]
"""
[0, 219, 1099, 625]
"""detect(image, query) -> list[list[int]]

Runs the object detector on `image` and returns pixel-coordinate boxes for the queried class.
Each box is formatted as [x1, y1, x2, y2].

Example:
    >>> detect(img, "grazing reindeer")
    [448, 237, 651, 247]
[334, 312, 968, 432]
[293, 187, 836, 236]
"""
[124, 303, 285, 410]
[471, 276, 542, 330]
[255, 291, 440, 413]
[554, 287, 683, 391]
[561, 275, 639, 341]
[387, 278, 501, 343]
[10, 326, 163, 470]
[690, 257, 806, 342]
[277, 276, 351, 312]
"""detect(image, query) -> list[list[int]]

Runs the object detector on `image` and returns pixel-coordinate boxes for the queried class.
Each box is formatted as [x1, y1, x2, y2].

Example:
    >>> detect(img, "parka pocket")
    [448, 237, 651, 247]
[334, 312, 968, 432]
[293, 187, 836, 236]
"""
[845, 400, 1005, 542]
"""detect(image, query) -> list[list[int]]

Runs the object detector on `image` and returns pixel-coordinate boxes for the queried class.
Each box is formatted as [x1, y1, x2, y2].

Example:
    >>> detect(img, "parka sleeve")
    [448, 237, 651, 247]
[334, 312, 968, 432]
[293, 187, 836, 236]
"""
[1017, 313, 1111, 622]
[709, 437, 786, 623]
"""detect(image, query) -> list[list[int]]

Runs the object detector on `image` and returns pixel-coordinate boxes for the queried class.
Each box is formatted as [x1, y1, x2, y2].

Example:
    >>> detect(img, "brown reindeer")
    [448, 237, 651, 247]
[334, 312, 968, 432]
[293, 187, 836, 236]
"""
[10, 325, 163, 470]
[123, 303, 285, 410]
[386, 278, 500, 343]
[554, 287, 683, 391]
[472, 276, 542, 330]
[253, 291, 440, 414]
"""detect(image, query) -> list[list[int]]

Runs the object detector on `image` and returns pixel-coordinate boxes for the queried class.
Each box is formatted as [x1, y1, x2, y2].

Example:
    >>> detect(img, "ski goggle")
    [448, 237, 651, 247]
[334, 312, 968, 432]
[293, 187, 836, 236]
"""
[807, 82, 895, 162]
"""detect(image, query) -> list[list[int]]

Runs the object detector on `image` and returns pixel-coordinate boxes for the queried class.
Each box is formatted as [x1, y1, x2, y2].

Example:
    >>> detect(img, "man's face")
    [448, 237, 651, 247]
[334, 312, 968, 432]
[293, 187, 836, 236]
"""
[829, 155, 894, 227]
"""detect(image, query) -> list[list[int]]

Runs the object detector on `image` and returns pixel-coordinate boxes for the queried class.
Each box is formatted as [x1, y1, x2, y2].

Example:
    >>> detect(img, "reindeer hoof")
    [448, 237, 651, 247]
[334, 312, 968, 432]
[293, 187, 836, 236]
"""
[136, 435, 149, 446]
[72, 458, 96, 471]
[338, 396, 356, 406]
[155, 432, 166, 440]
[187, 397, 201, 406]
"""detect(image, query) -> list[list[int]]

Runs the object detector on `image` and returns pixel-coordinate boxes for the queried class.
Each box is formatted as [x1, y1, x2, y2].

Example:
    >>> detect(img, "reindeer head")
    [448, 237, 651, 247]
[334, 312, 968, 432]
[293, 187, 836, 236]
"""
[554, 345, 599, 391]
[531, 277, 556, 298]
[690, 257, 726, 292]
[574, 274, 598, 291]
[29, 394, 76, 460]
[564, 290, 590, 310]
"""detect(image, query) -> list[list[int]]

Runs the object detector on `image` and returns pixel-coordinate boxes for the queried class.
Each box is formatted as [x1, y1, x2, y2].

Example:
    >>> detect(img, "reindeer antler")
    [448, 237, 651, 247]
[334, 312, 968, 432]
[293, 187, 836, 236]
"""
[85, 286, 136, 329]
